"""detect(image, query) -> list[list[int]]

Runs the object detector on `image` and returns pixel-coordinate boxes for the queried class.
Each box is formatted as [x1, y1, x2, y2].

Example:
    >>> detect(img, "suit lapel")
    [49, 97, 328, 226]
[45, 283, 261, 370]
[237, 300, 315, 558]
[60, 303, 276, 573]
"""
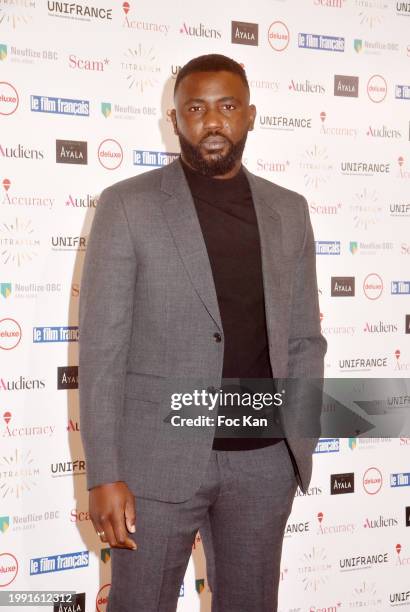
[160, 160, 223, 331]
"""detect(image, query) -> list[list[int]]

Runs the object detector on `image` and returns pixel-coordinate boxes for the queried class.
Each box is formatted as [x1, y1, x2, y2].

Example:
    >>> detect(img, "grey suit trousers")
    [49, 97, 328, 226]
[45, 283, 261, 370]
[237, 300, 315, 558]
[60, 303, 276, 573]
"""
[107, 440, 298, 612]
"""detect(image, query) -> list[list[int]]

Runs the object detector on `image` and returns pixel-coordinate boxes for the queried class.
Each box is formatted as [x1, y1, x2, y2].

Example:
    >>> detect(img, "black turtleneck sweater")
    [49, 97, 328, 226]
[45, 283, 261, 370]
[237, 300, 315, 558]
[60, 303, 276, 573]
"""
[182, 160, 283, 450]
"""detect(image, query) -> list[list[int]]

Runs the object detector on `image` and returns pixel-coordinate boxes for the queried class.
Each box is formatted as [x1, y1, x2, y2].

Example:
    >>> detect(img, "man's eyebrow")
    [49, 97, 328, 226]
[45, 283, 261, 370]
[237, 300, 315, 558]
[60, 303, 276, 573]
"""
[183, 96, 241, 105]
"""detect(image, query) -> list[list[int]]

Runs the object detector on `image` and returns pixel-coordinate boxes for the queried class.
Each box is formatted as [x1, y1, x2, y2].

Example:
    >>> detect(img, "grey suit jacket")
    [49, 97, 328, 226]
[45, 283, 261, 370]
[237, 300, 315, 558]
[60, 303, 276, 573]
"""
[78, 158, 327, 501]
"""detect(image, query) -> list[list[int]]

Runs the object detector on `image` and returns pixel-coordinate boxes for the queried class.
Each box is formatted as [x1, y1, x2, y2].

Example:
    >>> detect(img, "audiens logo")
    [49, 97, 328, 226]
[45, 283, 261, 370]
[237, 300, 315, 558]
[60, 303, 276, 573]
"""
[53, 592, 85, 612]
[56, 140, 87, 165]
[331, 472, 354, 494]
[57, 366, 78, 390]
[231, 21, 258, 46]
[334, 75, 359, 97]
[179, 21, 221, 39]
[331, 277, 355, 296]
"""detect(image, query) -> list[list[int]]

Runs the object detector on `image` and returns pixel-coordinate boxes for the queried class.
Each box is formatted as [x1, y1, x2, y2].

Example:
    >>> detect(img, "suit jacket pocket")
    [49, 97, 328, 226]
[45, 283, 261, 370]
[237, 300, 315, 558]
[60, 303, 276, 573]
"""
[124, 371, 166, 403]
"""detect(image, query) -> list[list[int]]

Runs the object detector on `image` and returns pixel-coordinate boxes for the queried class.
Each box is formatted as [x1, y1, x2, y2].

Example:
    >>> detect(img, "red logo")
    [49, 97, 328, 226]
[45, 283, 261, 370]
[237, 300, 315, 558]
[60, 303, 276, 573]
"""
[363, 273, 383, 300]
[96, 583, 111, 612]
[367, 74, 387, 103]
[0, 318, 22, 350]
[98, 139, 123, 170]
[0, 82, 19, 115]
[363, 467, 382, 494]
[268, 21, 290, 51]
[0, 553, 18, 587]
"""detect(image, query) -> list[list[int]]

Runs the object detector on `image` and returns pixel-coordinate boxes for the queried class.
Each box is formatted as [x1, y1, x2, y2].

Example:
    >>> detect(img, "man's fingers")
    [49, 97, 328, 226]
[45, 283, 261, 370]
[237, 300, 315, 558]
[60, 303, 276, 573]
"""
[125, 495, 136, 533]
[99, 518, 117, 548]
[111, 508, 137, 550]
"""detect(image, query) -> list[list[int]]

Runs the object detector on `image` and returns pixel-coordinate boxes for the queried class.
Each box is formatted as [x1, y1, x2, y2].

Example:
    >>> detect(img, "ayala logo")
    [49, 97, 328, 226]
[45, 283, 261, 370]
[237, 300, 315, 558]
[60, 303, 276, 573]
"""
[179, 22, 221, 39]
[0, 82, 19, 115]
[57, 366, 78, 390]
[367, 74, 387, 103]
[231, 21, 258, 45]
[331, 277, 355, 296]
[56, 140, 87, 165]
[316, 511, 355, 535]
[331, 472, 354, 494]
[53, 592, 85, 612]
[334, 75, 359, 97]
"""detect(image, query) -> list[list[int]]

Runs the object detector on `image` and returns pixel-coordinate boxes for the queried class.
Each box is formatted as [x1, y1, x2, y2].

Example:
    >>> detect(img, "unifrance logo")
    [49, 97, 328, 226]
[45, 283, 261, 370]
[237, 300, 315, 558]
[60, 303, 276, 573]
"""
[47, 2, 112, 21]
[268, 21, 289, 51]
[298, 32, 344, 52]
[0, 82, 19, 115]
[31, 95, 89, 116]
[30, 551, 89, 575]
[133, 150, 179, 167]
[98, 139, 123, 170]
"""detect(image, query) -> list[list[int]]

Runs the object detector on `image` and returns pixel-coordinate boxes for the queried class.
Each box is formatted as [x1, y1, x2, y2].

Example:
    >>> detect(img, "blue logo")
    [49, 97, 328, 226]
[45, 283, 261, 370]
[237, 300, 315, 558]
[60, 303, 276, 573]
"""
[298, 33, 344, 52]
[395, 85, 410, 101]
[390, 473, 410, 488]
[314, 438, 340, 453]
[315, 241, 341, 255]
[31, 95, 89, 116]
[30, 550, 89, 575]
[133, 150, 179, 167]
[391, 281, 410, 295]
[33, 326, 79, 342]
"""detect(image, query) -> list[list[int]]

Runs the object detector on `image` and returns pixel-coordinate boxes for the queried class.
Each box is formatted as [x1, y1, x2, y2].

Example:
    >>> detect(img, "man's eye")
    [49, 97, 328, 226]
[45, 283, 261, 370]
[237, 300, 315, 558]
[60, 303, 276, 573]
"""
[223, 104, 235, 110]
[188, 105, 202, 112]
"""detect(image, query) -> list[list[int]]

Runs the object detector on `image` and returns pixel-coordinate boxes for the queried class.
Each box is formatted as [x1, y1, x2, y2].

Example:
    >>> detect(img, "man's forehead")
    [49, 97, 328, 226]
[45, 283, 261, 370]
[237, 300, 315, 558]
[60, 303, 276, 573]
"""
[175, 70, 248, 100]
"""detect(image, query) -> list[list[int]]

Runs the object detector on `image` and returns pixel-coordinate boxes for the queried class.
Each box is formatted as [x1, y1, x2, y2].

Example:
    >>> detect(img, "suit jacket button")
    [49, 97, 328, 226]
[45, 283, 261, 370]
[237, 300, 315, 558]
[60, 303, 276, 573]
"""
[213, 332, 222, 343]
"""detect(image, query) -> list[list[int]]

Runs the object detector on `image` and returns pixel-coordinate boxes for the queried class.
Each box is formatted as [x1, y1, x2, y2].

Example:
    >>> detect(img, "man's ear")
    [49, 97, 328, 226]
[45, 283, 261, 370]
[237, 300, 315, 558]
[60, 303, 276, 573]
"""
[170, 108, 179, 135]
[248, 104, 257, 131]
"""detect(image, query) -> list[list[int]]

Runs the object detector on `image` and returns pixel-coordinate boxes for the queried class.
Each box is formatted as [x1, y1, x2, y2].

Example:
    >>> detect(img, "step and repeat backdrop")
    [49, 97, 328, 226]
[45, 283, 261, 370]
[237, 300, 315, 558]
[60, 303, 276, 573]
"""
[1, 0, 410, 610]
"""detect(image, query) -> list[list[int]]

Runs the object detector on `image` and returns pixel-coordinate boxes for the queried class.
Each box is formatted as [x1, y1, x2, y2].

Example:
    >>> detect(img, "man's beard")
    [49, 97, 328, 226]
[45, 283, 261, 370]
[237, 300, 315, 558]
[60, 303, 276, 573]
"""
[178, 131, 248, 177]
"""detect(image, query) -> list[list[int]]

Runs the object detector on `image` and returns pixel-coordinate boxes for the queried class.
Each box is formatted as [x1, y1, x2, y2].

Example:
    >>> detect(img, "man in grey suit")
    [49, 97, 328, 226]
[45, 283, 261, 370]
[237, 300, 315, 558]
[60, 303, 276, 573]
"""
[79, 54, 326, 611]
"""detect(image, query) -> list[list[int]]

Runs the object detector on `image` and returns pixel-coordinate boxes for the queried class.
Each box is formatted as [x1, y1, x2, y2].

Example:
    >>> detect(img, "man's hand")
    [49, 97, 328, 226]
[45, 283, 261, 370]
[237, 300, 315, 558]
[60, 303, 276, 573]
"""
[89, 481, 137, 550]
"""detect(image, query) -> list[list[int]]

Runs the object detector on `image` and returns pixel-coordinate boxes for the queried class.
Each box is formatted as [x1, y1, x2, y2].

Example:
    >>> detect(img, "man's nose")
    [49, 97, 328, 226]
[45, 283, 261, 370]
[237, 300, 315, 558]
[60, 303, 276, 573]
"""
[203, 108, 224, 130]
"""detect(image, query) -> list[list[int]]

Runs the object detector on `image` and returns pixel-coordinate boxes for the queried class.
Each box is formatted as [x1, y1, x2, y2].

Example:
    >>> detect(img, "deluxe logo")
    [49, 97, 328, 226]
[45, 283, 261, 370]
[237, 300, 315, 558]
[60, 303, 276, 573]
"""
[30, 550, 89, 575]
[316, 511, 355, 535]
[0, 375, 45, 391]
[31, 95, 89, 117]
[0, 318, 21, 350]
[121, 45, 161, 93]
[298, 32, 344, 52]
[122, 2, 169, 35]
[406, 314, 410, 333]
[2, 179, 54, 210]
[341, 160, 390, 175]
[259, 115, 312, 130]
[363, 321, 397, 333]
[0, 552, 18, 587]
[96, 584, 110, 612]
[363, 273, 383, 299]
[367, 74, 387, 102]
[391, 280, 410, 295]
[268, 21, 290, 51]
[57, 366, 78, 390]
[50, 459, 85, 477]
[0, 143, 44, 160]
[66, 194, 98, 208]
[0, 217, 41, 267]
[33, 326, 78, 343]
[231, 21, 258, 46]
[69, 55, 109, 72]
[256, 159, 290, 173]
[0, 1, 35, 29]
[331, 472, 354, 494]
[367, 124, 401, 139]
[315, 241, 340, 255]
[338, 356, 387, 371]
[395, 84, 410, 100]
[51, 235, 87, 251]
[0, 82, 19, 115]
[56, 140, 87, 165]
[319, 111, 358, 138]
[97, 139, 123, 170]
[179, 21, 221, 39]
[391, 473, 410, 487]
[363, 467, 382, 494]
[354, 38, 399, 54]
[364, 514, 398, 528]
[396, 1, 410, 15]
[334, 75, 359, 97]
[331, 277, 355, 296]
[314, 438, 340, 453]
[133, 150, 179, 167]
[339, 552, 388, 571]
[48, 2, 112, 21]
[284, 520, 310, 537]
[288, 79, 325, 94]
[0, 448, 40, 498]
[53, 592, 85, 612]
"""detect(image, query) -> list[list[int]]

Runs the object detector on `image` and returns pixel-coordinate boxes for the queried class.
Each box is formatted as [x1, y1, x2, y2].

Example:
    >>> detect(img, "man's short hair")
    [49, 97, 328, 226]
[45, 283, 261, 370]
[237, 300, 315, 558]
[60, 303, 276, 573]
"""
[174, 54, 249, 96]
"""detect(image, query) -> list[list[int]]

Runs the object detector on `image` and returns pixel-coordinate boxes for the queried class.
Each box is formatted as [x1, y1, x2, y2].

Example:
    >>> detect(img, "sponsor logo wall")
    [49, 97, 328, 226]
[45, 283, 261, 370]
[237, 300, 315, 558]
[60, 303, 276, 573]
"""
[1, 0, 409, 610]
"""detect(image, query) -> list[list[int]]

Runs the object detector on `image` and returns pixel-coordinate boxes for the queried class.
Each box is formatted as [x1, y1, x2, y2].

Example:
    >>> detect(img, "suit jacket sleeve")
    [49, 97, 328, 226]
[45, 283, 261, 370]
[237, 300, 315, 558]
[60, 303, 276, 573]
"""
[78, 185, 137, 490]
